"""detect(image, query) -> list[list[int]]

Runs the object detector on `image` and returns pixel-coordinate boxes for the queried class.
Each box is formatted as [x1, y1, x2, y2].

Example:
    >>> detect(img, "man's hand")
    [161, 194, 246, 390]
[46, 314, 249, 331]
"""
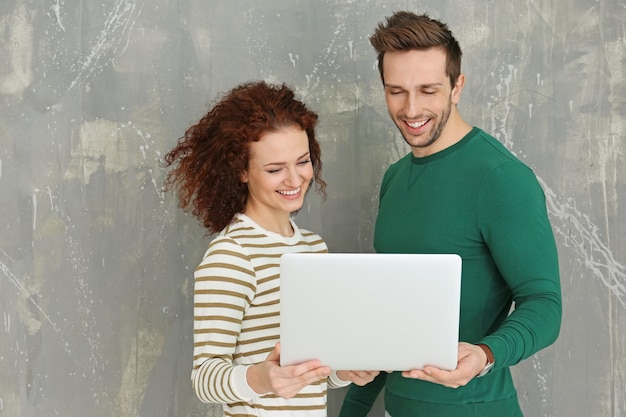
[401, 342, 487, 388]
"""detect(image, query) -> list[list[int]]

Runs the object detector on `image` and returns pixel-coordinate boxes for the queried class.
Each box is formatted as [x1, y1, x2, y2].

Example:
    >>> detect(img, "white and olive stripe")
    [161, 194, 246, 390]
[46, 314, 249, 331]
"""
[191, 214, 336, 416]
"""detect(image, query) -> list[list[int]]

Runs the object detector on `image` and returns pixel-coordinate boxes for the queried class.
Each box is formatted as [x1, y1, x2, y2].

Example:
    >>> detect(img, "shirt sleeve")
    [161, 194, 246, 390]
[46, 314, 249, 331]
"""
[477, 161, 562, 368]
[338, 372, 387, 417]
[327, 371, 352, 389]
[190, 237, 259, 403]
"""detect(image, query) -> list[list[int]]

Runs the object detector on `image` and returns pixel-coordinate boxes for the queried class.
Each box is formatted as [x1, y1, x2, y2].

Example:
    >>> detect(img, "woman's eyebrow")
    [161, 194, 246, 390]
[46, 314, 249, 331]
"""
[263, 152, 310, 167]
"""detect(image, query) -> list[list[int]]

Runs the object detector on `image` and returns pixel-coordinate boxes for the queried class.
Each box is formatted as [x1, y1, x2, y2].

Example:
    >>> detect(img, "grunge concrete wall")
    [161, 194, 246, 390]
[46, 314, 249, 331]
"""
[1, 1, 624, 416]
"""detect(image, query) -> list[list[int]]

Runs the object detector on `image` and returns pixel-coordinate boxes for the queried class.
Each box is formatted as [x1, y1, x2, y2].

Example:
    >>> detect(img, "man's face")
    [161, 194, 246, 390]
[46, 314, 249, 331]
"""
[382, 48, 463, 157]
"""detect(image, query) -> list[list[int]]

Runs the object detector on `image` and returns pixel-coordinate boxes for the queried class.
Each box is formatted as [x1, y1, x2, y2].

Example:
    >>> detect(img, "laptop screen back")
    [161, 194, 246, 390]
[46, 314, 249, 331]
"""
[279, 253, 462, 371]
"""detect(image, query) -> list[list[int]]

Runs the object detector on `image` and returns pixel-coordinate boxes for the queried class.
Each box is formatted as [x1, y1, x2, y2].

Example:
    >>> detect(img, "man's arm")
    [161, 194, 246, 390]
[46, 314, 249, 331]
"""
[339, 372, 387, 417]
[477, 161, 562, 367]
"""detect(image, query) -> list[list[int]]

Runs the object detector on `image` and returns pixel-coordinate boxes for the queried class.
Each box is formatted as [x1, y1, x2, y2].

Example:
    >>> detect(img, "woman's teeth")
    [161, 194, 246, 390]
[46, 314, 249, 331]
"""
[278, 187, 300, 196]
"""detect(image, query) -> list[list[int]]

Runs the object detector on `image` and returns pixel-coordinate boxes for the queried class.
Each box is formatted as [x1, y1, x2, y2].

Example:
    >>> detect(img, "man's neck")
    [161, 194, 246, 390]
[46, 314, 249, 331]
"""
[411, 111, 472, 158]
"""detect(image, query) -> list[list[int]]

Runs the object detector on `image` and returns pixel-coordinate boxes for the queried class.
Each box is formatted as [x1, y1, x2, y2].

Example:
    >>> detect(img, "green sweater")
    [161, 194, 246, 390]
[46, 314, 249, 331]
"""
[340, 127, 561, 417]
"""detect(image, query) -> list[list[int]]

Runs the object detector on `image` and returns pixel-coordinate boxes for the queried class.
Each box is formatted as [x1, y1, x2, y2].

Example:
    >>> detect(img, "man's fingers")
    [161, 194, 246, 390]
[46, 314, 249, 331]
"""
[350, 370, 380, 385]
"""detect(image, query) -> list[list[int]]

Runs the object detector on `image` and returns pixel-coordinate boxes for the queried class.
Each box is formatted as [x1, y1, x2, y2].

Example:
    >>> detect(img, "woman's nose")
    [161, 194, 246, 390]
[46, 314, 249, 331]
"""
[285, 167, 300, 186]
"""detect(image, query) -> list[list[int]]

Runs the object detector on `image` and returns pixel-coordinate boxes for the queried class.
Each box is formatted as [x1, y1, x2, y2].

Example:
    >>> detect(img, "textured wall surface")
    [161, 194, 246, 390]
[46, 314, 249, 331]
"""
[1, 1, 624, 416]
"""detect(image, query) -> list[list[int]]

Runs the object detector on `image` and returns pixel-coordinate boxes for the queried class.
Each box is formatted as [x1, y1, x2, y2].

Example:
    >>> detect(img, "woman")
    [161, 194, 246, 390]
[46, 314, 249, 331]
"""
[164, 81, 377, 416]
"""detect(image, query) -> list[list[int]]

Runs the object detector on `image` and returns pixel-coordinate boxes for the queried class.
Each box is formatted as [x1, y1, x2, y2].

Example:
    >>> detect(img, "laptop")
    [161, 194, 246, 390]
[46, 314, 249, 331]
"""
[279, 253, 461, 371]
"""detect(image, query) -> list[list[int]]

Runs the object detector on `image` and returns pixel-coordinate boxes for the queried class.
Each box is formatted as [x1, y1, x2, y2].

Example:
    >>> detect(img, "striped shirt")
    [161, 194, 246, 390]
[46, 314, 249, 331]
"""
[191, 213, 348, 416]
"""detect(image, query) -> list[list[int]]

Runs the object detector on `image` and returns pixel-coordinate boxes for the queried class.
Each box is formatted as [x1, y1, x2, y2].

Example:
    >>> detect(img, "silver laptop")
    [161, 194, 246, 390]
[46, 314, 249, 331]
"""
[279, 253, 461, 371]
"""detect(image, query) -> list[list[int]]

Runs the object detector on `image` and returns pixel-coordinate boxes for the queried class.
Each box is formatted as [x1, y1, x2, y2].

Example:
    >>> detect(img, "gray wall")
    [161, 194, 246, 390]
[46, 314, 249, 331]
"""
[1, 1, 624, 416]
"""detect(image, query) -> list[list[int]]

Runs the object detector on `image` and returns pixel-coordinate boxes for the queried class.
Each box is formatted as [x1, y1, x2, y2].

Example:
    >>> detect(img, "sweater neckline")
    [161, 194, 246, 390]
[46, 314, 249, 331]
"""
[410, 127, 479, 165]
[235, 213, 304, 244]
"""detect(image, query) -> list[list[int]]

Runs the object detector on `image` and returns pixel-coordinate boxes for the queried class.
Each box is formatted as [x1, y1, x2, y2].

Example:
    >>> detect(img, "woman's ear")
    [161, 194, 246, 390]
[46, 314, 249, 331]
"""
[240, 170, 249, 183]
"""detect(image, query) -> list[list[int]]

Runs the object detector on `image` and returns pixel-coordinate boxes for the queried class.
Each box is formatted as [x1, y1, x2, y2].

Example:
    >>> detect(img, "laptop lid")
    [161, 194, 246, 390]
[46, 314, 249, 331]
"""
[279, 253, 461, 371]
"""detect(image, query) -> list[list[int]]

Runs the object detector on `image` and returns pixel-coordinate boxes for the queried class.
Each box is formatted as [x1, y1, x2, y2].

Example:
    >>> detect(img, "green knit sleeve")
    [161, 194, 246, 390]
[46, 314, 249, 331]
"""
[339, 372, 387, 417]
[476, 161, 562, 368]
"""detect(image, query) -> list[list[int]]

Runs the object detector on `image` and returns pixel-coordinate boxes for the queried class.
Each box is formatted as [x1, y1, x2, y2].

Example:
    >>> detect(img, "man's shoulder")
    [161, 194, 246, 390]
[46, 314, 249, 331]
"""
[470, 128, 522, 162]
[464, 130, 543, 199]
[463, 128, 533, 174]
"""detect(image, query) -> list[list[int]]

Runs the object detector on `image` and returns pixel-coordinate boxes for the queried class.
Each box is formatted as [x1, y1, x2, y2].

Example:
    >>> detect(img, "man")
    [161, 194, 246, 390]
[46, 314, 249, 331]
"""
[339, 11, 562, 417]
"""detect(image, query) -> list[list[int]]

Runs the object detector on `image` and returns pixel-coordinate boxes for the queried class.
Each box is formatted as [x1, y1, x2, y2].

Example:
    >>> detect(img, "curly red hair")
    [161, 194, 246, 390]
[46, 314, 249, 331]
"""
[163, 81, 326, 233]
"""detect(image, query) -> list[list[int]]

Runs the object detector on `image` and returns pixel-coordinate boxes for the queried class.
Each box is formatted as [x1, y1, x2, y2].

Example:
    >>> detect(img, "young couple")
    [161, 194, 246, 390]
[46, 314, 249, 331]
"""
[164, 11, 561, 417]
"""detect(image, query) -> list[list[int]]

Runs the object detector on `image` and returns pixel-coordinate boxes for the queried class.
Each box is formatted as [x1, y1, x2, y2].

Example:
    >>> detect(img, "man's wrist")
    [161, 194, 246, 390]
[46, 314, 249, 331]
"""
[476, 343, 495, 377]
[477, 343, 494, 365]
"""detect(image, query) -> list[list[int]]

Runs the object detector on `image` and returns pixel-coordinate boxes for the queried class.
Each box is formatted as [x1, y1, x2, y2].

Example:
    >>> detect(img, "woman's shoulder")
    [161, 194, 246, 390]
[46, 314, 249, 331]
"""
[293, 225, 328, 252]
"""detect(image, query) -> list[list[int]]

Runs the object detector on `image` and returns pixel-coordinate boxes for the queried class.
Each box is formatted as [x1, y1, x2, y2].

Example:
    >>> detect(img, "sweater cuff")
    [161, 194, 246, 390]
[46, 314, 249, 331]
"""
[232, 365, 269, 400]
[328, 370, 352, 388]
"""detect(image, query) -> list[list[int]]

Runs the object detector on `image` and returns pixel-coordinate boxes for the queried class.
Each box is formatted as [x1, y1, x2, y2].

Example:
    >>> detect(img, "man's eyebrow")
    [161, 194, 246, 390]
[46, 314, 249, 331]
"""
[384, 83, 445, 89]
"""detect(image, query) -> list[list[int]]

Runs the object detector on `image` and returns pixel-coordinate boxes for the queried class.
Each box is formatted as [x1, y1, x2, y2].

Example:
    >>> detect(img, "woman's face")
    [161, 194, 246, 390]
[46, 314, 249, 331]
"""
[241, 126, 313, 223]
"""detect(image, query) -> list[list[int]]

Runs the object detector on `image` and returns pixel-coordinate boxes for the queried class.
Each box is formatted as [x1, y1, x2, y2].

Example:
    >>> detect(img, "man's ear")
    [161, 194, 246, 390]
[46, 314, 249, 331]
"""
[451, 74, 465, 104]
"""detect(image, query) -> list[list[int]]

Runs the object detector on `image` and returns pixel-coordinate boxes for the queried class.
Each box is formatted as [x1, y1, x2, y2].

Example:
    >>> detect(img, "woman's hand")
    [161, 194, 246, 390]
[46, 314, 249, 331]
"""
[246, 342, 331, 398]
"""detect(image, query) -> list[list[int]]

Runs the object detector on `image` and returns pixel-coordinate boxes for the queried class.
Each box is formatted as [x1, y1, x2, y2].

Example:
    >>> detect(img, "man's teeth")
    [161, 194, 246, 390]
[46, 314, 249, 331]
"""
[407, 120, 427, 128]
[278, 187, 300, 196]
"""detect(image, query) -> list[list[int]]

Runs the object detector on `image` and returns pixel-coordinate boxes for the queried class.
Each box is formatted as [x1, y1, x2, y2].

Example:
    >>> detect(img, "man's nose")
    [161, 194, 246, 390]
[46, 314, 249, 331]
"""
[404, 93, 422, 117]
